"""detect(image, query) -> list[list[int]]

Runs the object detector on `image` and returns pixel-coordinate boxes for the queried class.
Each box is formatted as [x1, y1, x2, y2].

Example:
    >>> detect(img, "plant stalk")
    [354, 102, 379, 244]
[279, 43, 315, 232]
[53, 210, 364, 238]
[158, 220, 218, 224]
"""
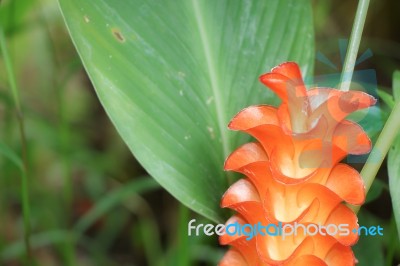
[0, 26, 32, 262]
[339, 0, 370, 92]
[354, 100, 400, 213]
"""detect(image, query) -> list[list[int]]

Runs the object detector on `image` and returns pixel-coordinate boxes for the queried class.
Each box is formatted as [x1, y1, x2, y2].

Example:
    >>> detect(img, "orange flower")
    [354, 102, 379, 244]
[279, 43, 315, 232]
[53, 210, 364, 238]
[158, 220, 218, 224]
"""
[219, 62, 376, 265]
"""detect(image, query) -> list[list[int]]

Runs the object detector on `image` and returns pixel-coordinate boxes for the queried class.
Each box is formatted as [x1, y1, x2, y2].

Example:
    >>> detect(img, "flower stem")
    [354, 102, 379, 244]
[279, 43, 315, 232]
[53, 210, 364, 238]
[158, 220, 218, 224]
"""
[0, 26, 32, 261]
[354, 99, 400, 213]
[339, 0, 370, 92]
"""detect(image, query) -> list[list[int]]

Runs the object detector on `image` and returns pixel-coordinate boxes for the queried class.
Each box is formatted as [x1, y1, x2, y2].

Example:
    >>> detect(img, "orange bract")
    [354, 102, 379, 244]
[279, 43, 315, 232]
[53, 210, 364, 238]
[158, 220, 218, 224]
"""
[219, 62, 375, 265]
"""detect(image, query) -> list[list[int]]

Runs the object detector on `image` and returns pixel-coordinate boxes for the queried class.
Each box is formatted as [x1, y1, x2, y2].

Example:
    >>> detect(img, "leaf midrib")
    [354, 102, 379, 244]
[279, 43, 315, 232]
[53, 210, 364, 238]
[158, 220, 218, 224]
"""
[191, 0, 230, 161]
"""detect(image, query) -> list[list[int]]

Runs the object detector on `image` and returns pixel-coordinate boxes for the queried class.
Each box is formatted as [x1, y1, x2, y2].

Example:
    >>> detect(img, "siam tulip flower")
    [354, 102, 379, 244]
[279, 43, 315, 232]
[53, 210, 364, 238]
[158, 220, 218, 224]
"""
[219, 62, 376, 266]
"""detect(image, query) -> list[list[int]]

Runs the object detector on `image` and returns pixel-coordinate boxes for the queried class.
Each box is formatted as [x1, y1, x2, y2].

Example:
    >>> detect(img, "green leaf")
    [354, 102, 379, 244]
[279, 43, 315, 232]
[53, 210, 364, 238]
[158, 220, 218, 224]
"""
[353, 210, 385, 266]
[1, 230, 71, 260]
[365, 178, 386, 204]
[74, 177, 160, 234]
[58, 0, 314, 222]
[0, 142, 23, 170]
[377, 89, 394, 109]
[0, 0, 36, 34]
[0, 230, 113, 264]
[394, 71, 400, 100]
[389, 70, 400, 242]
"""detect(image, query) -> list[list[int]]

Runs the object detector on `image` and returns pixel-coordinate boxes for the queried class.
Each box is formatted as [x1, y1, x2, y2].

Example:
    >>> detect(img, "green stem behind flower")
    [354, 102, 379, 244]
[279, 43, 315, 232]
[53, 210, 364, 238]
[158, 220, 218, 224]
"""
[339, 0, 370, 92]
[354, 100, 400, 213]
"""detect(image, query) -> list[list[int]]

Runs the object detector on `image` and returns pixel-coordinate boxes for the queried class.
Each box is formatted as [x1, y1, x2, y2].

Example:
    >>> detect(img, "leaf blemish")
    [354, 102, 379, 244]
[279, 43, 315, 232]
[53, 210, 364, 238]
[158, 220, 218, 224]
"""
[207, 126, 215, 139]
[112, 28, 126, 43]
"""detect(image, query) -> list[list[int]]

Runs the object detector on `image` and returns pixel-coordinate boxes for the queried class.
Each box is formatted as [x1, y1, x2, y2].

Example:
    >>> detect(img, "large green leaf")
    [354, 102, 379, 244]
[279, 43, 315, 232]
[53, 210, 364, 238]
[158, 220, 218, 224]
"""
[389, 70, 400, 241]
[58, 0, 314, 222]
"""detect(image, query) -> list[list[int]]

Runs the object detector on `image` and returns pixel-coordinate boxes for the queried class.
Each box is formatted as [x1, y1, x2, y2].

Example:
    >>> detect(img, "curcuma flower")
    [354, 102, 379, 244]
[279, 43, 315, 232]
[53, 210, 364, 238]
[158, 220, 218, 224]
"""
[219, 62, 376, 265]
